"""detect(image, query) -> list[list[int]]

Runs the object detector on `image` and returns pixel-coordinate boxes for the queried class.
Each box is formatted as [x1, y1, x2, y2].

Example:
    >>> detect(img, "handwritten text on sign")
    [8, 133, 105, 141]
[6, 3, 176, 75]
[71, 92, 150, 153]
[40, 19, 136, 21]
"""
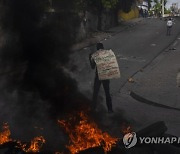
[92, 49, 120, 80]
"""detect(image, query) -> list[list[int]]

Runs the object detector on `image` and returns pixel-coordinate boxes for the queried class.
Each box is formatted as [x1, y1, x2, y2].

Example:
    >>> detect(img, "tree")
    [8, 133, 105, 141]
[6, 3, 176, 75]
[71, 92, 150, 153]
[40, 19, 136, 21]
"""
[48, 0, 137, 30]
[152, 0, 167, 16]
[101, 0, 119, 9]
[147, 0, 152, 10]
[153, 0, 162, 16]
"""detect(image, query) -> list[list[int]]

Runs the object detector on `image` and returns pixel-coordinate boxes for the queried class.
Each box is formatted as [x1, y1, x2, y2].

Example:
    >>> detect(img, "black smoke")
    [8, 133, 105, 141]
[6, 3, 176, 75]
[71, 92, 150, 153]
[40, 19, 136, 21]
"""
[0, 0, 91, 152]
[1, 0, 90, 117]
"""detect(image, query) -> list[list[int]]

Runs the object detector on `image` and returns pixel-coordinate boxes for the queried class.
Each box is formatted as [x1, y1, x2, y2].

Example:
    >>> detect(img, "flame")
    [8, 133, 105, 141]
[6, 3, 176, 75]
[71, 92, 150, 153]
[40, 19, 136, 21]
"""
[121, 122, 133, 138]
[58, 112, 118, 154]
[20, 136, 46, 153]
[122, 126, 132, 135]
[0, 123, 45, 153]
[0, 123, 12, 145]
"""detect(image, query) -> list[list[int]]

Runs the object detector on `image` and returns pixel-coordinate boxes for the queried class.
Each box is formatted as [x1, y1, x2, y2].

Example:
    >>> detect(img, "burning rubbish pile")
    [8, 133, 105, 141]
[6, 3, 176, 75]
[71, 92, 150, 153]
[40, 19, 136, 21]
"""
[0, 123, 12, 145]
[0, 112, 120, 154]
[0, 123, 45, 153]
[58, 112, 118, 154]
[2, 113, 180, 154]
[58, 119, 180, 154]
[0, 111, 132, 154]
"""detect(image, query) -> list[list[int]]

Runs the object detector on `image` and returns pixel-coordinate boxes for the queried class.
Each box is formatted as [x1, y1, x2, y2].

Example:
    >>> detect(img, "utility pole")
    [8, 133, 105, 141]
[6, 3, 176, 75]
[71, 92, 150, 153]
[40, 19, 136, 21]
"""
[162, 0, 164, 17]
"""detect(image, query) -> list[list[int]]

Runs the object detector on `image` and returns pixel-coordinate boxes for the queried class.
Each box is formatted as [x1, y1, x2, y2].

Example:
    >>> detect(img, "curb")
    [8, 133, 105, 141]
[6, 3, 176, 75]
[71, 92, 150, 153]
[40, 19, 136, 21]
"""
[130, 91, 180, 111]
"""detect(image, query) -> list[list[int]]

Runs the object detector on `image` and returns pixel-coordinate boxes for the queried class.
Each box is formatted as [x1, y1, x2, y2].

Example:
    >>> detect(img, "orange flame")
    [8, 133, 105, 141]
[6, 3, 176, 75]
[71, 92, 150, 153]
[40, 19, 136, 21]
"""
[122, 126, 132, 135]
[121, 123, 133, 135]
[20, 136, 46, 153]
[0, 123, 45, 152]
[58, 112, 118, 154]
[0, 123, 12, 145]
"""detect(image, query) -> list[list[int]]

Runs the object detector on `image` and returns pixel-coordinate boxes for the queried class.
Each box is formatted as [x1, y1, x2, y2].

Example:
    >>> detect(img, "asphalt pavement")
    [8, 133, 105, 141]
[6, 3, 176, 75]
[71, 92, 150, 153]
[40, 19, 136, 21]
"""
[66, 17, 180, 137]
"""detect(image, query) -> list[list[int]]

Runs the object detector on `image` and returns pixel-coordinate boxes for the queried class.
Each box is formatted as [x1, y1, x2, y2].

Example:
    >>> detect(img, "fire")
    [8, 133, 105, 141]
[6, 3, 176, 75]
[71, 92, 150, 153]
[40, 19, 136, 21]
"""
[58, 112, 118, 154]
[121, 123, 133, 135]
[0, 123, 12, 145]
[19, 136, 46, 153]
[0, 123, 45, 153]
[122, 126, 132, 135]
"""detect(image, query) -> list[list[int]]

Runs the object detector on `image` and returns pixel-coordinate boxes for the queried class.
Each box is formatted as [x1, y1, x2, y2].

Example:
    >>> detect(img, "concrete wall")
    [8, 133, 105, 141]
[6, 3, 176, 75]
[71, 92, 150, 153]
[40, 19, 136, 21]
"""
[75, 10, 117, 42]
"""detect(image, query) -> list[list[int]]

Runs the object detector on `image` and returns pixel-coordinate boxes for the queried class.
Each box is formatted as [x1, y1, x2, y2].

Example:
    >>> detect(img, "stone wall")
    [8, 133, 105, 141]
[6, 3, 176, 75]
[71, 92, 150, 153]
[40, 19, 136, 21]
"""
[75, 9, 117, 42]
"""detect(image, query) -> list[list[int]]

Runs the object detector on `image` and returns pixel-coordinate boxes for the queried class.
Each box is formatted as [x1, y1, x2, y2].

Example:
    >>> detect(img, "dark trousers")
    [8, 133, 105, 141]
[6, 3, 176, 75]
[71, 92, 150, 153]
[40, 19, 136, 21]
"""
[92, 74, 112, 111]
[167, 26, 172, 35]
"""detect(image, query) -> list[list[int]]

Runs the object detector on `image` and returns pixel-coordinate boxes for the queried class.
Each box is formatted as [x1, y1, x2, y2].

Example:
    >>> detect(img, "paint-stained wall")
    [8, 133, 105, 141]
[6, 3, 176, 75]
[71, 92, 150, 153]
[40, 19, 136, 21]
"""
[118, 7, 139, 21]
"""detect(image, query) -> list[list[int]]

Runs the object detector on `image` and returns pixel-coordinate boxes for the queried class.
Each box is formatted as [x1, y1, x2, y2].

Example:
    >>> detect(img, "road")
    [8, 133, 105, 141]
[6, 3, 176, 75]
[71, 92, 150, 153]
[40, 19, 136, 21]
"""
[67, 17, 180, 136]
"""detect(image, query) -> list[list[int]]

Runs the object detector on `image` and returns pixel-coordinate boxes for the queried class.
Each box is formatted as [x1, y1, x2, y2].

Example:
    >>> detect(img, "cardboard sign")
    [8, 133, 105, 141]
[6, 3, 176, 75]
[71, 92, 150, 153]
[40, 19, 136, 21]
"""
[92, 49, 120, 80]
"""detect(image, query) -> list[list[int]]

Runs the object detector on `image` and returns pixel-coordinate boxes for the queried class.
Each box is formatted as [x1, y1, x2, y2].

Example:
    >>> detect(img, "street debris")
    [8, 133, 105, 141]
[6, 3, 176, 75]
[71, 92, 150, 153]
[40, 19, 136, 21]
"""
[139, 69, 144, 72]
[169, 48, 177, 51]
[128, 77, 135, 83]
[151, 43, 156, 46]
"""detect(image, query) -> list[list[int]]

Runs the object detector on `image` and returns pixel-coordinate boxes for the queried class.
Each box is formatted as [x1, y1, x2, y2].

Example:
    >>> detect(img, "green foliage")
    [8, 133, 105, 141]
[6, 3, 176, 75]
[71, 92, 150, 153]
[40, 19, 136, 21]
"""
[152, 0, 168, 16]
[74, 0, 136, 11]
[51, 0, 137, 16]
[160, 0, 167, 6]
[148, 10, 153, 16]
[101, 0, 119, 9]
[152, 0, 161, 15]
[147, 0, 152, 9]
[165, 8, 171, 14]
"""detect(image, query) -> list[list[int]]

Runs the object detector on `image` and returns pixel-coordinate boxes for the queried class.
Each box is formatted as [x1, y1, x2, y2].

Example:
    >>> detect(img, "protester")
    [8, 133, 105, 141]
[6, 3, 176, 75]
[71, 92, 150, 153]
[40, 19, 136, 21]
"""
[166, 18, 173, 36]
[89, 43, 113, 113]
[139, 8, 143, 17]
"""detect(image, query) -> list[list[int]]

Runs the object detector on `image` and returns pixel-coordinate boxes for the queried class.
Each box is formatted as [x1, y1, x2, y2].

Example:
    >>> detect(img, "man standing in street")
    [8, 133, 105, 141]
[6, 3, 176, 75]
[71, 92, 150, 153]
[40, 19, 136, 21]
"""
[89, 43, 113, 113]
[167, 18, 173, 36]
